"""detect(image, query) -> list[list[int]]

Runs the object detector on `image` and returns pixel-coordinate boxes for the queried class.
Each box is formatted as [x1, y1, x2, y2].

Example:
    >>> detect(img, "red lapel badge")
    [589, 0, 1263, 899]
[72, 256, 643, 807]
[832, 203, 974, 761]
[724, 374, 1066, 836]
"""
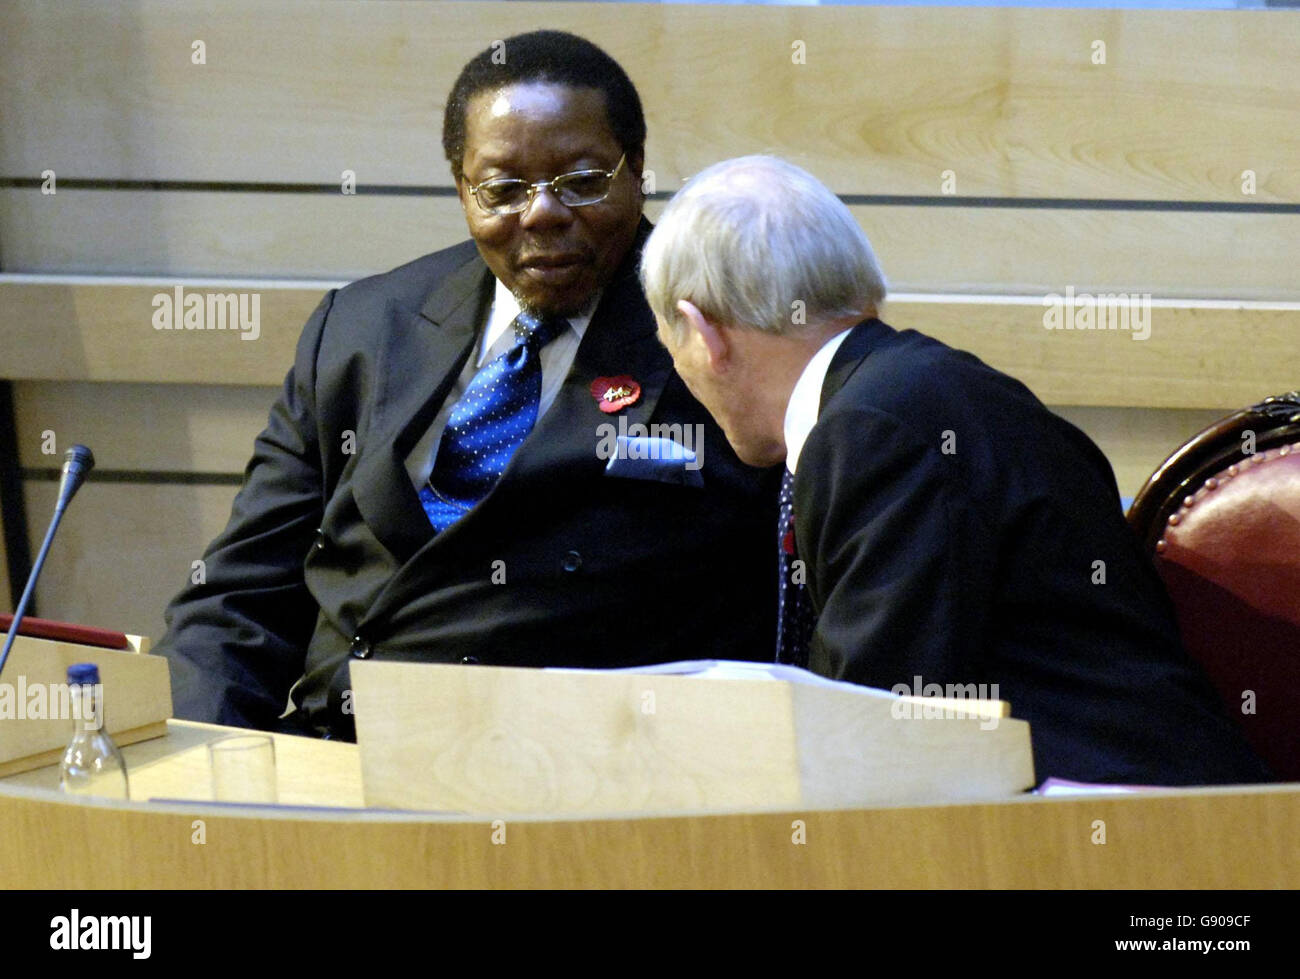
[590, 375, 641, 414]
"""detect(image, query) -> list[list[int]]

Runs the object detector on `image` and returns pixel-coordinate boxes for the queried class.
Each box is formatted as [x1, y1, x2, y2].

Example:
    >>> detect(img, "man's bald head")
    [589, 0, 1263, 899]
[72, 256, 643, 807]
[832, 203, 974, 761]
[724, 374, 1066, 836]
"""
[640, 155, 887, 343]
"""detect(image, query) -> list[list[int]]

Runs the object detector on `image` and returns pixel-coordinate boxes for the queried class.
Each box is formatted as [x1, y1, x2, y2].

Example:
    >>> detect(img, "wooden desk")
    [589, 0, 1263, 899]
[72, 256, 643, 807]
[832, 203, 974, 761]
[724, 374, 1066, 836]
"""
[2, 720, 1296, 888]
[3, 719, 364, 808]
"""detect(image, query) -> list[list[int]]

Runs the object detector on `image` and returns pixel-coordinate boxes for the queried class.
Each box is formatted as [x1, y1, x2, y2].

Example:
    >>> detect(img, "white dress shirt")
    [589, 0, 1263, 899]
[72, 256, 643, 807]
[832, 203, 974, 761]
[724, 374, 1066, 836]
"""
[404, 277, 600, 488]
[782, 328, 852, 475]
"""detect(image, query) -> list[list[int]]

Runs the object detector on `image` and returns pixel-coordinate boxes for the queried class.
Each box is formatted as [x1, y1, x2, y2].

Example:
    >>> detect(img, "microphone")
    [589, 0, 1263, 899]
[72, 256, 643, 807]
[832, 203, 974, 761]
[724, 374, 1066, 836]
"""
[0, 444, 96, 680]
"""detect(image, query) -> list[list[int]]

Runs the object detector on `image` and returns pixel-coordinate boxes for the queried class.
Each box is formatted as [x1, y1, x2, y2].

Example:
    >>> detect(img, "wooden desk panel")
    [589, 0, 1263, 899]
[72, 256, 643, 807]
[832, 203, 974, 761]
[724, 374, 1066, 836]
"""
[1, 721, 1296, 888]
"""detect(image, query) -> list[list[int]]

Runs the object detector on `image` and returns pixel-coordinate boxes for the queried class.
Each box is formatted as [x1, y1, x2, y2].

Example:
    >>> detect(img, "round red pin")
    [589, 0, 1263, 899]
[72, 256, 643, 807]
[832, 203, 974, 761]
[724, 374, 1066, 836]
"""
[590, 375, 641, 414]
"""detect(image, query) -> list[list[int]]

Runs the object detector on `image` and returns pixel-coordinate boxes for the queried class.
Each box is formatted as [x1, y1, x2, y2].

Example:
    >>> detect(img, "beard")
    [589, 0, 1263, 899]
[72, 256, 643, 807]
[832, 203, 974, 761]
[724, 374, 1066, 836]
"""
[514, 283, 602, 321]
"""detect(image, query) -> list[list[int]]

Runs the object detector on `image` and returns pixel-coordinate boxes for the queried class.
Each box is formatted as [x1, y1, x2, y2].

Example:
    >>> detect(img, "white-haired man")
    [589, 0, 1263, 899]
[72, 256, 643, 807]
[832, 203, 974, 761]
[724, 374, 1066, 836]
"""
[641, 155, 1269, 786]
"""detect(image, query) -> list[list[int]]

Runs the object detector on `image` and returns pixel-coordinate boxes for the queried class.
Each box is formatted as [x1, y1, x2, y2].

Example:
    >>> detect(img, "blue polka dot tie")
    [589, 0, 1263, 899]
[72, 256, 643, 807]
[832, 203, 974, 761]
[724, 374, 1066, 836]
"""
[776, 468, 815, 666]
[420, 310, 568, 532]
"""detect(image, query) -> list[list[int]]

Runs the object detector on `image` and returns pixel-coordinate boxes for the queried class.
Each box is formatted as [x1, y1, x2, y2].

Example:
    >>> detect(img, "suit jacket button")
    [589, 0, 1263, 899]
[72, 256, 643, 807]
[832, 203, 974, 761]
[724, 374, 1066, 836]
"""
[561, 550, 582, 572]
[460, 655, 480, 665]
[350, 636, 372, 659]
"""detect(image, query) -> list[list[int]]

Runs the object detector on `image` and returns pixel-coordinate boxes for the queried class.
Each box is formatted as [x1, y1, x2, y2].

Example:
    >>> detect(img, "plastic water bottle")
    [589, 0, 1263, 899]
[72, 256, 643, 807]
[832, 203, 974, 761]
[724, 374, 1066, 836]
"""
[59, 663, 129, 799]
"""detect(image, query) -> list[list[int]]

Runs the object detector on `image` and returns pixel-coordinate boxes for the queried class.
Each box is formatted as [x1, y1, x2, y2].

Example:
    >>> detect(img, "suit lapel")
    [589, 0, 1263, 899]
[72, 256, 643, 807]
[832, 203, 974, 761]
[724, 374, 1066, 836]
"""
[351, 250, 492, 563]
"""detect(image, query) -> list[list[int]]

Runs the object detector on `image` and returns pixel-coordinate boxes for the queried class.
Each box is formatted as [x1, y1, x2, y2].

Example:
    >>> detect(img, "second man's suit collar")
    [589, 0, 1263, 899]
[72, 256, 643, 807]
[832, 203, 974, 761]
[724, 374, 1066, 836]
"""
[783, 328, 853, 475]
[819, 316, 896, 413]
[783, 317, 896, 474]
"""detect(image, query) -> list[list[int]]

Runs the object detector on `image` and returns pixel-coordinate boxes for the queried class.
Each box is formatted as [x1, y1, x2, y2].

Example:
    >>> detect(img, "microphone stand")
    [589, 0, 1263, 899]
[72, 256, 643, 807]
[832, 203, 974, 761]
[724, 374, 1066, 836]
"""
[0, 445, 95, 680]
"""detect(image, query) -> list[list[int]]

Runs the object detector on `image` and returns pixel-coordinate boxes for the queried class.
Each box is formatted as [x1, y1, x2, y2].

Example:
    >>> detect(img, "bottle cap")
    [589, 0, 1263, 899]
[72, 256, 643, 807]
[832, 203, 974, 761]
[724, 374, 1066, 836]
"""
[66, 663, 100, 684]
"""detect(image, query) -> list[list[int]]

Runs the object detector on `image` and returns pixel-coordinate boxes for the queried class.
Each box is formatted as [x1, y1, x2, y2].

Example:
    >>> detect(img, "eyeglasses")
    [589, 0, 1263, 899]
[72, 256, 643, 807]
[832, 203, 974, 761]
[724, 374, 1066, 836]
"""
[465, 153, 627, 216]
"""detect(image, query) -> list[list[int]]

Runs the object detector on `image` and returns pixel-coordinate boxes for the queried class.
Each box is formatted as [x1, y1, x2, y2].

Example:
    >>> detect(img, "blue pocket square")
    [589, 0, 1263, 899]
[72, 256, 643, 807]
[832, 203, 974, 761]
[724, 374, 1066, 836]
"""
[604, 436, 704, 487]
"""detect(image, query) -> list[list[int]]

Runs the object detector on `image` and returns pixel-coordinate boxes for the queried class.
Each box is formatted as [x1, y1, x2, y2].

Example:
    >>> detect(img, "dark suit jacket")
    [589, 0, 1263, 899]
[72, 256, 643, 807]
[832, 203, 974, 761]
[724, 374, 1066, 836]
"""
[794, 318, 1270, 785]
[157, 220, 780, 739]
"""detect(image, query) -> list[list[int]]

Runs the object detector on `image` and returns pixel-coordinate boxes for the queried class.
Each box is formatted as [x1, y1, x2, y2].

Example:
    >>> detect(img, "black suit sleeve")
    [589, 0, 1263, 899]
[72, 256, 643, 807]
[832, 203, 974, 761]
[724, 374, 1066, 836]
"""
[154, 291, 336, 730]
[797, 406, 991, 689]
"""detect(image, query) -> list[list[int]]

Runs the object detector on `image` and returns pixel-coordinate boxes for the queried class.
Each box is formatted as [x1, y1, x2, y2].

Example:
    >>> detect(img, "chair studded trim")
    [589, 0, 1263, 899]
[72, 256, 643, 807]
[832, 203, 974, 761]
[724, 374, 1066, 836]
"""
[1156, 442, 1299, 555]
[1129, 390, 1300, 553]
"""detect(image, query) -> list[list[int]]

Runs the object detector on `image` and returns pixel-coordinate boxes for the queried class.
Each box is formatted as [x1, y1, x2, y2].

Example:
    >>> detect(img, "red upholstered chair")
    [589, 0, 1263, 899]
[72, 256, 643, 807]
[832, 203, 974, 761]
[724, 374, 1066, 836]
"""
[1128, 392, 1300, 781]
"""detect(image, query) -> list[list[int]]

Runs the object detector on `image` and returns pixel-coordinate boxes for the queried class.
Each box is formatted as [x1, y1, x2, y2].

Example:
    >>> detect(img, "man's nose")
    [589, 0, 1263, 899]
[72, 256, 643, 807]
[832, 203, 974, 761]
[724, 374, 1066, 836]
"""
[519, 185, 572, 228]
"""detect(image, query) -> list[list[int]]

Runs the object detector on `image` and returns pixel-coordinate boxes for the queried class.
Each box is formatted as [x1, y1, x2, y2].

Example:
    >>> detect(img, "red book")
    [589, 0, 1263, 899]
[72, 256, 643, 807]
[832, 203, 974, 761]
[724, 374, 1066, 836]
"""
[0, 614, 131, 650]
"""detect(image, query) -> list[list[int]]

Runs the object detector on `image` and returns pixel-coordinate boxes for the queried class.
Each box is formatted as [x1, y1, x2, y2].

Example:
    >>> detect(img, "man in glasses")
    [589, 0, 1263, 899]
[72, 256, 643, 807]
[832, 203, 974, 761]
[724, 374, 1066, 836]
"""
[155, 31, 779, 739]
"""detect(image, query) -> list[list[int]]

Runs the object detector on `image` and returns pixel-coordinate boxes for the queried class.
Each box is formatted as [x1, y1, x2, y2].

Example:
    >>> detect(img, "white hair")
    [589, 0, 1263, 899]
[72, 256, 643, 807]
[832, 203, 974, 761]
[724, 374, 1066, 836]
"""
[640, 155, 886, 341]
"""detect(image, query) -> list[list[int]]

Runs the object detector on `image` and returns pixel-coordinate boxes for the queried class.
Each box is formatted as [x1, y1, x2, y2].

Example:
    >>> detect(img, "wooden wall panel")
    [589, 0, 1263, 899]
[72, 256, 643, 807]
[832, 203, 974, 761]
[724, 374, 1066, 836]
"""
[21, 481, 241, 643]
[11, 381, 278, 472]
[3, 379, 1232, 645]
[3, 190, 1298, 300]
[10, 382, 277, 639]
[1, 2, 1296, 201]
[9, 391, 1230, 517]
[4, 414, 1231, 644]
[12, 385, 1229, 501]
[0, 281, 319, 386]
[4, 280, 1296, 410]
[884, 296, 1300, 411]
[1052, 405, 1227, 500]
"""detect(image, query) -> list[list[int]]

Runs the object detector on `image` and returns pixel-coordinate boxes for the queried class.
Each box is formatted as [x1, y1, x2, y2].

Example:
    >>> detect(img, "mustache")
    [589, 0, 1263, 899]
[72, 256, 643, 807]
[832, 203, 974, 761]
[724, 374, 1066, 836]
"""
[515, 242, 594, 262]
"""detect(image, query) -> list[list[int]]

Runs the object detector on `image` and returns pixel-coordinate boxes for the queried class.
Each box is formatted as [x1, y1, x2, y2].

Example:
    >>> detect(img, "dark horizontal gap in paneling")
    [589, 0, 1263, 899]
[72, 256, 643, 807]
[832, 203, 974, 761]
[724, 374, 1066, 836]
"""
[1, 177, 1297, 214]
[20, 467, 243, 487]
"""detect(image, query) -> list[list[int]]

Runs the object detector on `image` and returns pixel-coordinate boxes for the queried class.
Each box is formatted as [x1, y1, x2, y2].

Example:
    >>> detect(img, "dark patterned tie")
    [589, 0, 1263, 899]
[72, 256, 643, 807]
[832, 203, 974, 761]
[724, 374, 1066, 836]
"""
[420, 310, 567, 532]
[776, 468, 815, 666]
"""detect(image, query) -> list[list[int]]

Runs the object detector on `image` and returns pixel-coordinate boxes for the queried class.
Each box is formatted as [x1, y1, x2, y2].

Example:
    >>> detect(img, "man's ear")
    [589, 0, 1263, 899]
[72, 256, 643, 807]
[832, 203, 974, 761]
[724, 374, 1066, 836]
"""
[677, 300, 729, 371]
[629, 148, 647, 198]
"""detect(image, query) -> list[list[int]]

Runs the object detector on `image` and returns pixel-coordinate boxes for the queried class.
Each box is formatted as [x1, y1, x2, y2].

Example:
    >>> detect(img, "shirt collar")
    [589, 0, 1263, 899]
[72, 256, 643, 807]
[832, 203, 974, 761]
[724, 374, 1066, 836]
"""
[479, 278, 599, 365]
[782, 328, 853, 475]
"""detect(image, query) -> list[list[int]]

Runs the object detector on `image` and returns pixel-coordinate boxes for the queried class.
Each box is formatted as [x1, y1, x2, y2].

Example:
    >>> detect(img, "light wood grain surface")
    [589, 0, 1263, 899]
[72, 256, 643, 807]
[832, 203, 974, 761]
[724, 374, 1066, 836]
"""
[3, 401, 1231, 638]
[3, 719, 364, 808]
[3, 192, 1297, 299]
[351, 662, 1033, 814]
[0, 720, 1296, 888]
[7, 382, 1226, 483]
[2, 3, 1295, 201]
[3, 279, 1295, 411]
[0, 633, 172, 775]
